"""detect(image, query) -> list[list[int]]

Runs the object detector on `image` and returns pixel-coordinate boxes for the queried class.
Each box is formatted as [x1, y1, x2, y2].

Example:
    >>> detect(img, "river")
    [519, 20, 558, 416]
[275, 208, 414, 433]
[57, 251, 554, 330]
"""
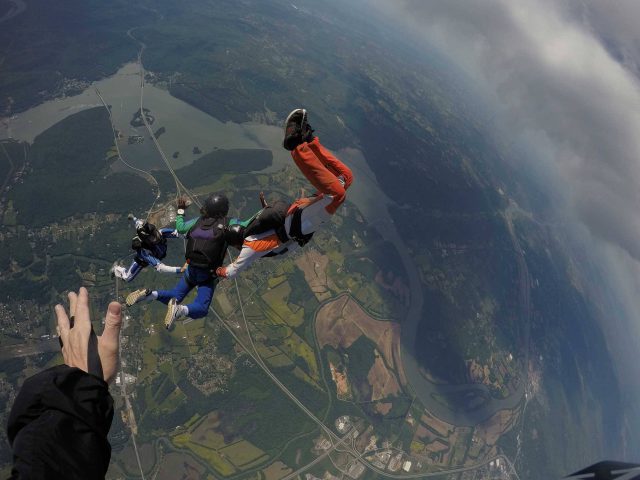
[340, 147, 525, 426]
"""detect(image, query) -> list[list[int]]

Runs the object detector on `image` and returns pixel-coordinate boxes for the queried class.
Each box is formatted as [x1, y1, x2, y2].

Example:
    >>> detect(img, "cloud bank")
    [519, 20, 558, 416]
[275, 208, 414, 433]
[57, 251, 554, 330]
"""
[378, 0, 640, 263]
[369, 0, 640, 454]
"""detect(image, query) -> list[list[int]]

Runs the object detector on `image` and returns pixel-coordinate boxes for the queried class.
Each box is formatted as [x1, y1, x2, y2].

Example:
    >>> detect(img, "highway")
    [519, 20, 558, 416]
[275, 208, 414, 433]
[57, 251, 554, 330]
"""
[126, 28, 199, 208]
[114, 277, 147, 480]
[210, 286, 509, 479]
[95, 78, 161, 221]
[280, 428, 356, 480]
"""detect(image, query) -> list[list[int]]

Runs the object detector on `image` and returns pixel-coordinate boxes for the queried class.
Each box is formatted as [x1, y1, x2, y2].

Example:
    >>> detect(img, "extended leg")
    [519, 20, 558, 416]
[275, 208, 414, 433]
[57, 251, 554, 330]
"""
[306, 138, 353, 189]
[182, 279, 216, 319]
[114, 260, 145, 282]
[139, 249, 181, 275]
[155, 275, 194, 305]
[291, 138, 352, 213]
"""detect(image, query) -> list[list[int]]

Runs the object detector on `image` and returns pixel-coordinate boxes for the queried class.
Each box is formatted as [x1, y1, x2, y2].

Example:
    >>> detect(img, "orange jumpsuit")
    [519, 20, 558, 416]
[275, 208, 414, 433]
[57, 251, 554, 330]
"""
[217, 137, 354, 279]
[291, 137, 353, 214]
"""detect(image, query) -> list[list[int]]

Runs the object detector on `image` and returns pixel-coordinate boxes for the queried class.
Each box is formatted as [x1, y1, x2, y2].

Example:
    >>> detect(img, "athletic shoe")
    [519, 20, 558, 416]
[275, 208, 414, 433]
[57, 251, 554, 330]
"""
[302, 121, 315, 144]
[164, 298, 180, 330]
[283, 108, 307, 151]
[112, 265, 127, 280]
[301, 112, 315, 144]
[126, 288, 151, 307]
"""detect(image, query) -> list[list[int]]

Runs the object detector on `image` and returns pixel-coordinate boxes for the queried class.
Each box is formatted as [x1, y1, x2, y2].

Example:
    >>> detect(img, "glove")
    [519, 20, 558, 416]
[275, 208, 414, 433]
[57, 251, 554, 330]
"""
[215, 267, 227, 278]
[177, 194, 191, 210]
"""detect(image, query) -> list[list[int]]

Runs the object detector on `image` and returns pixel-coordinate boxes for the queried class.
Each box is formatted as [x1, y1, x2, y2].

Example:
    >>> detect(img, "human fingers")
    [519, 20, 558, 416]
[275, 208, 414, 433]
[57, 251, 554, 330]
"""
[101, 302, 122, 348]
[55, 304, 71, 346]
[68, 291, 78, 324]
[74, 287, 92, 335]
[99, 302, 123, 383]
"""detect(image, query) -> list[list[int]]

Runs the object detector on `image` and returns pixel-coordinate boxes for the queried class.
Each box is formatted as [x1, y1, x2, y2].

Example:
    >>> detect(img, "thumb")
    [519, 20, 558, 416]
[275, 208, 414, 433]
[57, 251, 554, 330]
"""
[101, 302, 122, 347]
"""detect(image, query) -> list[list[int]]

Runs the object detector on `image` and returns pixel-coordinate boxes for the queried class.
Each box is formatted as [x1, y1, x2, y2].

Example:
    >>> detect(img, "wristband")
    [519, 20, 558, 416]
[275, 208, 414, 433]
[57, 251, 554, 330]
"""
[177, 208, 185, 215]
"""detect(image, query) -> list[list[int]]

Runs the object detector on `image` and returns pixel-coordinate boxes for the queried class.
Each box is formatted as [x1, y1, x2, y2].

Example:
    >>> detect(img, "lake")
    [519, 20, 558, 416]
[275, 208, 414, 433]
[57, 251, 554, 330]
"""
[0, 62, 291, 173]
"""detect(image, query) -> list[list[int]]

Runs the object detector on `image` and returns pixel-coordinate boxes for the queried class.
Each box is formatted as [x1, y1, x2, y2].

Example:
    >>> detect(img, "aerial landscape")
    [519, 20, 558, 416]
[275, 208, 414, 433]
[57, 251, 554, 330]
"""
[1, 1, 639, 479]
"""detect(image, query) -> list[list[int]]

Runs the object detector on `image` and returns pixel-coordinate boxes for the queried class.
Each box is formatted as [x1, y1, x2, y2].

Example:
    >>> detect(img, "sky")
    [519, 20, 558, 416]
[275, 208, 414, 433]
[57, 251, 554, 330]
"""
[368, 0, 640, 452]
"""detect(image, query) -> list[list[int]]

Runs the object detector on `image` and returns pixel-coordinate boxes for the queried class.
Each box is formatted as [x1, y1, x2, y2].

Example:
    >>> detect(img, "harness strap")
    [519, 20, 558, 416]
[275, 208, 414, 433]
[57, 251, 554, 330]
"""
[288, 207, 314, 247]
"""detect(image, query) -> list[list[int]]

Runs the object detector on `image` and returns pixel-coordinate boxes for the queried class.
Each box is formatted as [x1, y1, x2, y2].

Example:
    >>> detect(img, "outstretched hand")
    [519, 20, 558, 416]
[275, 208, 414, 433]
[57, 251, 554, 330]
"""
[55, 288, 123, 384]
[177, 194, 192, 210]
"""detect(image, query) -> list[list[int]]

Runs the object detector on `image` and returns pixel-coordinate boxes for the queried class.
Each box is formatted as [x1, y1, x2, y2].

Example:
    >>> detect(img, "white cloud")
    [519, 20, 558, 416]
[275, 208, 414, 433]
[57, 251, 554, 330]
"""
[374, 0, 640, 451]
[378, 0, 640, 263]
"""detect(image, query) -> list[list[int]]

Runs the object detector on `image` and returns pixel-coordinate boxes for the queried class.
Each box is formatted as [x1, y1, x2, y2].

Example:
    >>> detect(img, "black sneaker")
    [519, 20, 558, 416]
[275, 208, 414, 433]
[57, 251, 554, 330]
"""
[302, 121, 315, 144]
[283, 108, 307, 151]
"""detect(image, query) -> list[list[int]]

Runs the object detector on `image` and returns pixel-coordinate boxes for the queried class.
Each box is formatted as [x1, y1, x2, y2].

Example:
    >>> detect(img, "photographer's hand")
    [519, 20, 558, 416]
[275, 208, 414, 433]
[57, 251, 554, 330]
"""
[55, 287, 123, 384]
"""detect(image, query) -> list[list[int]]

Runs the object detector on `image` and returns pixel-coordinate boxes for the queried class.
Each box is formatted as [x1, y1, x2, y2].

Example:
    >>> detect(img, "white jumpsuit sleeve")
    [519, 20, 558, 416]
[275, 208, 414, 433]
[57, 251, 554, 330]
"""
[224, 245, 269, 279]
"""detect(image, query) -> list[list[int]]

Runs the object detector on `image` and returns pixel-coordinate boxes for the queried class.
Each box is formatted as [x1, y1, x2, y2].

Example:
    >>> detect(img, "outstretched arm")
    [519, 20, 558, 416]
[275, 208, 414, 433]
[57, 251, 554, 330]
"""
[8, 288, 122, 479]
[160, 227, 180, 238]
[217, 245, 267, 279]
[176, 214, 198, 234]
[217, 233, 282, 279]
[175, 195, 197, 234]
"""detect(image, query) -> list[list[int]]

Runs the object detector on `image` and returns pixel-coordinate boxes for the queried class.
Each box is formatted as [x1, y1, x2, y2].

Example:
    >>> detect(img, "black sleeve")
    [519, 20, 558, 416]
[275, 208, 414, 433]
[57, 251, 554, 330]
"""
[6, 365, 114, 480]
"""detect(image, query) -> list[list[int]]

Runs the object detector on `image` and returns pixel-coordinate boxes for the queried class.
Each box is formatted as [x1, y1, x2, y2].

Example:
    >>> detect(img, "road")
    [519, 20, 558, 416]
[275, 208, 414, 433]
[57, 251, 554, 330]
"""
[280, 429, 356, 480]
[115, 277, 147, 480]
[0, 142, 16, 197]
[95, 86, 161, 219]
[126, 28, 196, 206]
[504, 201, 533, 467]
[210, 288, 507, 479]
[0, 338, 60, 361]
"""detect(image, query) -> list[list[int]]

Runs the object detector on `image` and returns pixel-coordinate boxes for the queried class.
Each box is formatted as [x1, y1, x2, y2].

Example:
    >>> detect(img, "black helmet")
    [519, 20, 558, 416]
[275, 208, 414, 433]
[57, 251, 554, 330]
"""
[224, 223, 245, 248]
[202, 193, 229, 218]
[136, 222, 162, 245]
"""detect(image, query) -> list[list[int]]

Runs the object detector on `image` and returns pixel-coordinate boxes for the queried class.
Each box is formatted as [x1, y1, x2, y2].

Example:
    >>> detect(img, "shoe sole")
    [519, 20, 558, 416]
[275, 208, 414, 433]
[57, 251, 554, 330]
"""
[125, 289, 146, 307]
[284, 108, 306, 129]
[164, 299, 177, 329]
[283, 108, 307, 149]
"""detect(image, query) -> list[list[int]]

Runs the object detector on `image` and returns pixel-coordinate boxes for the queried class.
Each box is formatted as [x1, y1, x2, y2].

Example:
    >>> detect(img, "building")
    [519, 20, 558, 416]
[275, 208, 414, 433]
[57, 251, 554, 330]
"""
[388, 453, 403, 472]
[346, 462, 365, 479]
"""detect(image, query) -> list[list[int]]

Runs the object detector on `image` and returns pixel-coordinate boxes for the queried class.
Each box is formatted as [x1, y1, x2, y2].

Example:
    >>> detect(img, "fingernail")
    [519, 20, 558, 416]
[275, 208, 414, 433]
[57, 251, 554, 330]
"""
[108, 302, 122, 315]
